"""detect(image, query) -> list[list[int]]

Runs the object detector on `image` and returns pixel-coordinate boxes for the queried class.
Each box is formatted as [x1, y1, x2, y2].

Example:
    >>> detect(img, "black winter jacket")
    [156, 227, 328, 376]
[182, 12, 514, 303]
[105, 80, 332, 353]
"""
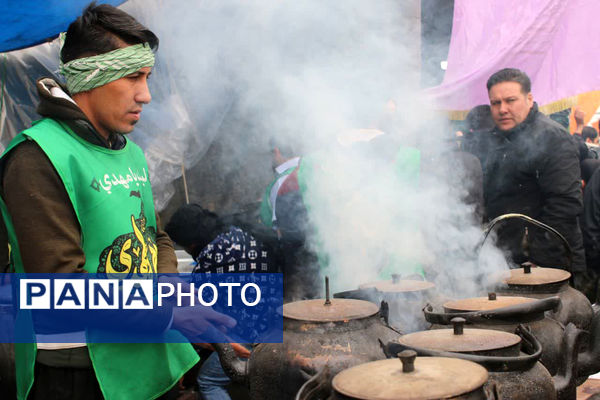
[480, 103, 586, 272]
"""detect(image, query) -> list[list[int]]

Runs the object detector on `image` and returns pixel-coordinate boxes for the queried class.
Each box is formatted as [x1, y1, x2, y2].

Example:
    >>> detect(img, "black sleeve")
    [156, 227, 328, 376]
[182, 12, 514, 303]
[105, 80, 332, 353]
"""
[530, 131, 586, 270]
[275, 191, 309, 245]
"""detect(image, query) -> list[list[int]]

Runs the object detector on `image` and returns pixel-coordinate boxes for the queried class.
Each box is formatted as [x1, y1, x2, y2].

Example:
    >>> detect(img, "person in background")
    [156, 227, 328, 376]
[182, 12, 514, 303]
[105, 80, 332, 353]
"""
[0, 3, 231, 399]
[460, 104, 495, 162]
[165, 203, 278, 400]
[584, 126, 599, 143]
[481, 68, 586, 279]
[166, 204, 278, 275]
[549, 108, 571, 130]
[579, 159, 600, 302]
[259, 139, 322, 300]
[584, 127, 600, 160]
[572, 107, 590, 162]
[260, 138, 305, 235]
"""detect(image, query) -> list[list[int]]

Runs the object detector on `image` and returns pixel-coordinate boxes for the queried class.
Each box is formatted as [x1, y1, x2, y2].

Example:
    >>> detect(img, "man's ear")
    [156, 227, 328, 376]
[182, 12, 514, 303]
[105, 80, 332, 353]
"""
[526, 92, 534, 108]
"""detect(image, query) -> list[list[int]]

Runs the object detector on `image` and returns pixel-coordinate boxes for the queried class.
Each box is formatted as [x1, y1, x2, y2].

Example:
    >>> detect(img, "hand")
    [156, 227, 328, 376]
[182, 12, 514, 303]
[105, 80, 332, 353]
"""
[231, 343, 251, 358]
[574, 107, 585, 126]
[172, 306, 236, 342]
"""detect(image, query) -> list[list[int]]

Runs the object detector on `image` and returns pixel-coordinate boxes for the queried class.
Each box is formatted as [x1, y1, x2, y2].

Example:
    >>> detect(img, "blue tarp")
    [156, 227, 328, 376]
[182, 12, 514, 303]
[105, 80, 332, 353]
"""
[0, 0, 126, 53]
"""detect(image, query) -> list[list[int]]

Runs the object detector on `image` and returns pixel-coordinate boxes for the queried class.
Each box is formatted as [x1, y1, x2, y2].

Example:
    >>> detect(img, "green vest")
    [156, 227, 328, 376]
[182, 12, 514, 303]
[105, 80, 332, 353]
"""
[0, 118, 198, 400]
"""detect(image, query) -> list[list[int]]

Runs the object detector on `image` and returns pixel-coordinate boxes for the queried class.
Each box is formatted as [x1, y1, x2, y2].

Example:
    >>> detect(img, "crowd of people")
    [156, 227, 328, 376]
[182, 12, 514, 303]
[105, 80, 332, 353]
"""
[0, 2, 599, 400]
[164, 68, 600, 399]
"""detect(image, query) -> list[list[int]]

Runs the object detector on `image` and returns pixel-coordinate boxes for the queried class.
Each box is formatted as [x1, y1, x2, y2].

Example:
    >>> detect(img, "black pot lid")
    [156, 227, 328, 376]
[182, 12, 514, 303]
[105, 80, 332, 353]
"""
[504, 265, 570, 286]
[332, 352, 488, 400]
[282, 298, 378, 322]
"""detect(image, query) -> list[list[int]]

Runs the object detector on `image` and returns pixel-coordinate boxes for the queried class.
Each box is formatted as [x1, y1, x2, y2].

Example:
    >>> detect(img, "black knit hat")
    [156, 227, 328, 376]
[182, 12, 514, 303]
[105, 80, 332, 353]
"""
[465, 104, 495, 132]
[164, 204, 219, 248]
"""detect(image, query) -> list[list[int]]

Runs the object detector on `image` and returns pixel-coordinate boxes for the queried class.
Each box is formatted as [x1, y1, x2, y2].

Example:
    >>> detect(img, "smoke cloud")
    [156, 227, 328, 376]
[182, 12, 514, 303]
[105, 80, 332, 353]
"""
[122, 0, 511, 326]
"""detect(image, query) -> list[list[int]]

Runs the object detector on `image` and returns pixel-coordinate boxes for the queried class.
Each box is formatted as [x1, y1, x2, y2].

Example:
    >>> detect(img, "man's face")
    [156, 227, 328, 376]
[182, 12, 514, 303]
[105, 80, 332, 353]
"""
[77, 66, 152, 139]
[488, 81, 533, 131]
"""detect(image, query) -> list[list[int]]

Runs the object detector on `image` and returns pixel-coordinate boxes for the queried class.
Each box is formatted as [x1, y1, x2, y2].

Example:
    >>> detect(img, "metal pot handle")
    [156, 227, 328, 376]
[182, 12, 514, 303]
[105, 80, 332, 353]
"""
[553, 323, 585, 400]
[384, 324, 542, 372]
[423, 296, 561, 324]
[333, 291, 403, 336]
[378, 301, 403, 336]
[295, 365, 332, 400]
[480, 213, 573, 273]
[333, 287, 379, 301]
[484, 382, 499, 400]
[210, 343, 248, 385]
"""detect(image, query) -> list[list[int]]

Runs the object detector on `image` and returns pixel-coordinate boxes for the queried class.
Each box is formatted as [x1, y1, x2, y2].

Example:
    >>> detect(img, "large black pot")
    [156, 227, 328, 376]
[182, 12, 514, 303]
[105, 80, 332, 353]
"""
[385, 318, 584, 400]
[483, 214, 592, 330]
[334, 275, 439, 333]
[213, 295, 399, 400]
[297, 350, 494, 400]
[424, 294, 568, 376]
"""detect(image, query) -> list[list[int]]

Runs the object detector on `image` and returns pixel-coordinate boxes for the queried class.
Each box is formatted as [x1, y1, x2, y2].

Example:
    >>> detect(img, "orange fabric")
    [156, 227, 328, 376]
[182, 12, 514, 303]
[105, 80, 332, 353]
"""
[570, 91, 600, 134]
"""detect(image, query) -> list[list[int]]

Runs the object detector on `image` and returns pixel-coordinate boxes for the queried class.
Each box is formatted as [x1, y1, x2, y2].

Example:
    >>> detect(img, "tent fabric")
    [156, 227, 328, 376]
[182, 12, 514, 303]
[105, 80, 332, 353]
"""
[425, 0, 600, 119]
[0, 0, 126, 53]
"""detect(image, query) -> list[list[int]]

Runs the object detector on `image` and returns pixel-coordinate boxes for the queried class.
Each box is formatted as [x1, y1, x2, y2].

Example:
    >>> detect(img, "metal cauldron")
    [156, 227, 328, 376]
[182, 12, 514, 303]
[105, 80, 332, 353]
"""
[334, 274, 439, 333]
[385, 318, 584, 400]
[296, 350, 494, 400]
[424, 294, 566, 376]
[213, 279, 399, 400]
[484, 214, 593, 330]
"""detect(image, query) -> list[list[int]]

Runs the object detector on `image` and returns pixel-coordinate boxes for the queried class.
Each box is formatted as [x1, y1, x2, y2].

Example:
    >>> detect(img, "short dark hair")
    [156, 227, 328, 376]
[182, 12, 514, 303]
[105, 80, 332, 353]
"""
[583, 126, 599, 141]
[165, 204, 219, 248]
[61, 2, 159, 64]
[486, 68, 531, 94]
[465, 104, 495, 132]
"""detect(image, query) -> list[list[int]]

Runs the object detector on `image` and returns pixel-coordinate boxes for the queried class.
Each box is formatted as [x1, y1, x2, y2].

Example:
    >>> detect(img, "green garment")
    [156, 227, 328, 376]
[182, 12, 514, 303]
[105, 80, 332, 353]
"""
[384, 146, 424, 278]
[59, 38, 155, 95]
[0, 118, 198, 400]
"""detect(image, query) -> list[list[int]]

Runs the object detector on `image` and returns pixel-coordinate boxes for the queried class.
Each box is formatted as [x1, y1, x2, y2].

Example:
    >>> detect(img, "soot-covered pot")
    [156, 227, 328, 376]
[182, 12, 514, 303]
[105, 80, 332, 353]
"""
[424, 293, 566, 376]
[482, 213, 591, 330]
[386, 318, 585, 400]
[335, 274, 438, 333]
[297, 350, 493, 400]
[495, 264, 593, 330]
[213, 280, 399, 400]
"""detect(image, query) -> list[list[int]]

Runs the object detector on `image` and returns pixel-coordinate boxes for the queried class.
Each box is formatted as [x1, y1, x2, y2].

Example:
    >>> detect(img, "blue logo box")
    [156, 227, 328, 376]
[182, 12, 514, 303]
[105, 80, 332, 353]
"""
[0, 273, 283, 344]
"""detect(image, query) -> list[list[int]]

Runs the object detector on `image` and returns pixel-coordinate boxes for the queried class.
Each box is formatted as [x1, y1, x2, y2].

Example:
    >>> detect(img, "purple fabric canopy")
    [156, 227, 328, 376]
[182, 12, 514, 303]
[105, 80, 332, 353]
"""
[425, 0, 600, 117]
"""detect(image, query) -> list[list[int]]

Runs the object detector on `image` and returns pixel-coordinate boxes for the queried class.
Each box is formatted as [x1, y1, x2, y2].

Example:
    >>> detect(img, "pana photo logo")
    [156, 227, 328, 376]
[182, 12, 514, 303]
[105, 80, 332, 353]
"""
[20, 279, 261, 310]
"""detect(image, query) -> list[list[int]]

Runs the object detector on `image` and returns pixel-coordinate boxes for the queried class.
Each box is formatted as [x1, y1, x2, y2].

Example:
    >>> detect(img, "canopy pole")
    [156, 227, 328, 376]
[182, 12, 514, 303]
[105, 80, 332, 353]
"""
[181, 161, 190, 204]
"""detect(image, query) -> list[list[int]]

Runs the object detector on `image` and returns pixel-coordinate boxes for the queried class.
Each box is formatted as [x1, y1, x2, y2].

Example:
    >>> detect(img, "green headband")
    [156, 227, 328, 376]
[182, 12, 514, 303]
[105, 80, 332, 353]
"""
[60, 36, 155, 94]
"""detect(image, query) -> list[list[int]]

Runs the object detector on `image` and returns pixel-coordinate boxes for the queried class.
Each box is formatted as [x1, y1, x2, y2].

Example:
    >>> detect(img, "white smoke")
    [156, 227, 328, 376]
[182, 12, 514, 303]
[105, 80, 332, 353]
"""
[122, 0, 510, 316]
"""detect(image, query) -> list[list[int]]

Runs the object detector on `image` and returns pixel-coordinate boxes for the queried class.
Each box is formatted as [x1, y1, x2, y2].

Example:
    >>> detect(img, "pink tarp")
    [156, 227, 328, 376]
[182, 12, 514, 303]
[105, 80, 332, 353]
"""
[425, 0, 600, 116]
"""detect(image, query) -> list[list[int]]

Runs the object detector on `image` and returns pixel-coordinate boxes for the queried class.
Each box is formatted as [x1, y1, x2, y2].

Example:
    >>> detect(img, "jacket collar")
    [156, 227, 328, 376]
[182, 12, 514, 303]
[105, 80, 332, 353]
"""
[36, 78, 126, 150]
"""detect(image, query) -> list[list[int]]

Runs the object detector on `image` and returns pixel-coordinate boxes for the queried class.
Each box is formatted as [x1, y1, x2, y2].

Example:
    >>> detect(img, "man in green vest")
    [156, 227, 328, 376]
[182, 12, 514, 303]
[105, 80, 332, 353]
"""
[0, 4, 233, 400]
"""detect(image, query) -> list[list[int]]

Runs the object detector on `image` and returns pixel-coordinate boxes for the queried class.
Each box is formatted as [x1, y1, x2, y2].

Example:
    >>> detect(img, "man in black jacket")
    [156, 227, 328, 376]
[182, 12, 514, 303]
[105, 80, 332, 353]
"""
[480, 68, 586, 274]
